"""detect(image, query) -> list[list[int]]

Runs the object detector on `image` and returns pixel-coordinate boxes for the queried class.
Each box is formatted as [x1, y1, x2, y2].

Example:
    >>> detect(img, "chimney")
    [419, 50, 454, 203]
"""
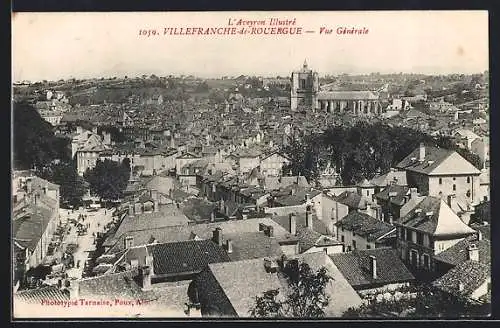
[125, 236, 134, 249]
[289, 213, 297, 235]
[140, 266, 152, 291]
[135, 203, 143, 215]
[419, 142, 425, 162]
[67, 280, 80, 299]
[478, 231, 483, 241]
[290, 188, 295, 196]
[26, 178, 32, 194]
[369, 255, 377, 279]
[265, 225, 274, 237]
[305, 193, 310, 203]
[153, 199, 159, 213]
[225, 239, 233, 253]
[92, 126, 98, 134]
[410, 188, 418, 199]
[212, 228, 223, 246]
[305, 210, 313, 230]
[468, 244, 479, 262]
[150, 189, 158, 201]
[263, 258, 278, 273]
[447, 194, 456, 208]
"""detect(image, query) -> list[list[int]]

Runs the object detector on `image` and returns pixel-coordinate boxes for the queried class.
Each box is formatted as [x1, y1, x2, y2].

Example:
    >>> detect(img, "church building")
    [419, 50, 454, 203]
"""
[290, 60, 383, 115]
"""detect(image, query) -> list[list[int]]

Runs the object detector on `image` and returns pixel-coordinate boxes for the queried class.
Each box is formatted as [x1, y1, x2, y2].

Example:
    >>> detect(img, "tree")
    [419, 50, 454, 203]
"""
[36, 162, 87, 207]
[249, 261, 332, 318]
[83, 159, 130, 201]
[13, 101, 71, 170]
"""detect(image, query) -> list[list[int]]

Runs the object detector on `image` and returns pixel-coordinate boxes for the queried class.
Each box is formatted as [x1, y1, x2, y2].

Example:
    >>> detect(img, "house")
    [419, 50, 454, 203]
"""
[330, 248, 415, 297]
[265, 186, 322, 218]
[394, 196, 476, 274]
[335, 211, 396, 251]
[272, 212, 343, 255]
[103, 217, 299, 256]
[432, 233, 491, 303]
[259, 151, 291, 177]
[369, 168, 408, 194]
[374, 185, 421, 223]
[194, 252, 363, 317]
[317, 192, 350, 236]
[470, 137, 489, 169]
[395, 143, 482, 206]
[453, 129, 480, 150]
[13, 176, 60, 288]
[112, 239, 231, 282]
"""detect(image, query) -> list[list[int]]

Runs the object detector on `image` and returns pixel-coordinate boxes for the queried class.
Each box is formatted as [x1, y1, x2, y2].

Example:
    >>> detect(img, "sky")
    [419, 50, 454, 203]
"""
[12, 11, 489, 82]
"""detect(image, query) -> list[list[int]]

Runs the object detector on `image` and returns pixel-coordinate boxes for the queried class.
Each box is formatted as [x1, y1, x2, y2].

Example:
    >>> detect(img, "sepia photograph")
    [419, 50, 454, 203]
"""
[11, 10, 490, 319]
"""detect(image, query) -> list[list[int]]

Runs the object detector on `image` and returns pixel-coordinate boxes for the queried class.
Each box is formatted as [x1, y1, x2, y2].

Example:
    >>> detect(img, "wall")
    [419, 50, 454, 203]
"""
[280, 243, 300, 256]
[433, 238, 464, 255]
[320, 194, 349, 236]
[239, 157, 260, 174]
[303, 244, 343, 255]
[264, 204, 306, 217]
[428, 175, 480, 204]
[470, 278, 491, 300]
[260, 154, 289, 177]
[338, 228, 377, 251]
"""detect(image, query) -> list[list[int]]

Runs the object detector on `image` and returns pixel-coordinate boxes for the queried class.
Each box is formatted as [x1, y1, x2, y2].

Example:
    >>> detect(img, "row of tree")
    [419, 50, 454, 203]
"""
[282, 122, 483, 185]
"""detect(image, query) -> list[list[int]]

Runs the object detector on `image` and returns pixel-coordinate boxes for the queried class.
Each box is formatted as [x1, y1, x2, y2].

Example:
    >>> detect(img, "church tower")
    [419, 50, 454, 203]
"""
[290, 60, 319, 111]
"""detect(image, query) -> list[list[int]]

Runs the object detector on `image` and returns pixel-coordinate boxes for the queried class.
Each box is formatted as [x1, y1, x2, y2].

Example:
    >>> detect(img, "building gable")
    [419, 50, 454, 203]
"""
[429, 152, 481, 176]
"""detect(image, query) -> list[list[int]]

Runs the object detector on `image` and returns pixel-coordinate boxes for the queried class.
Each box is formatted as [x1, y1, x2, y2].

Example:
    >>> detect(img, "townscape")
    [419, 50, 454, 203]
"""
[12, 60, 490, 318]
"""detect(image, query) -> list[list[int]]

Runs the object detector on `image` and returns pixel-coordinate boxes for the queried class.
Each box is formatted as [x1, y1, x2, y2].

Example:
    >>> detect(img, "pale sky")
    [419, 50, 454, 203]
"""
[12, 11, 489, 82]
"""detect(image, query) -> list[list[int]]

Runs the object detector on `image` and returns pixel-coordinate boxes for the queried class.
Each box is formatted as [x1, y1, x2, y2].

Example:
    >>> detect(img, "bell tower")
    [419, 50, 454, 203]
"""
[290, 59, 319, 111]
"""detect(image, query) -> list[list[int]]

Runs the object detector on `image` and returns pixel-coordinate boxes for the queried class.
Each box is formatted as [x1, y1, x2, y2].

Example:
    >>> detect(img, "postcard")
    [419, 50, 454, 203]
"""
[12, 10, 490, 319]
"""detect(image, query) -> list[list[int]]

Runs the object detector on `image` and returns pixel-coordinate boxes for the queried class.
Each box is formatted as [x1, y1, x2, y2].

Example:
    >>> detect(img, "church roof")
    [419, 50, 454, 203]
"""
[317, 91, 379, 100]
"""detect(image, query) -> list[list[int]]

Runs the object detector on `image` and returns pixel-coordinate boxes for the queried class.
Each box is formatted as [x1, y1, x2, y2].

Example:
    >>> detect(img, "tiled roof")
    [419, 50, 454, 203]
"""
[329, 248, 416, 288]
[181, 198, 217, 222]
[370, 171, 408, 187]
[223, 232, 284, 261]
[146, 240, 231, 277]
[336, 212, 395, 242]
[334, 191, 372, 210]
[79, 270, 154, 300]
[433, 235, 490, 266]
[432, 260, 490, 297]
[396, 145, 480, 175]
[374, 185, 410, 206]
[105, 217, 293, 254]
[394, 196, 476, 236]
[202, 258, 283, 317]
[14, 286, 70, 304]
[13, 204, 56, 251]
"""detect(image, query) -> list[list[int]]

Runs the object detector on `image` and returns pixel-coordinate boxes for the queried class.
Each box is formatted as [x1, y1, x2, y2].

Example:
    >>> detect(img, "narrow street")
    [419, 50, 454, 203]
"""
[59, 207, 115, 279]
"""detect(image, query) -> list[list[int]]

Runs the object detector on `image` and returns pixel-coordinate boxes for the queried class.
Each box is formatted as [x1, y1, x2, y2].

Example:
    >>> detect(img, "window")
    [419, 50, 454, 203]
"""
[466, 190, 471, 198]
[366, 245, 372, 249]
[341, 235, 345, 242]
[467, 177, 471, 183]
[439, 178, 443, 185]
[417, 232, 423, 245]
[323, 248, 328, 254]
[300, 79, 306, 89]
[366, 190, 369, 196]
[453, 184, 456, 191]
[423, 254, 430, 270]
[453, 177, 456, 181]
[352, 240, 357, 249]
